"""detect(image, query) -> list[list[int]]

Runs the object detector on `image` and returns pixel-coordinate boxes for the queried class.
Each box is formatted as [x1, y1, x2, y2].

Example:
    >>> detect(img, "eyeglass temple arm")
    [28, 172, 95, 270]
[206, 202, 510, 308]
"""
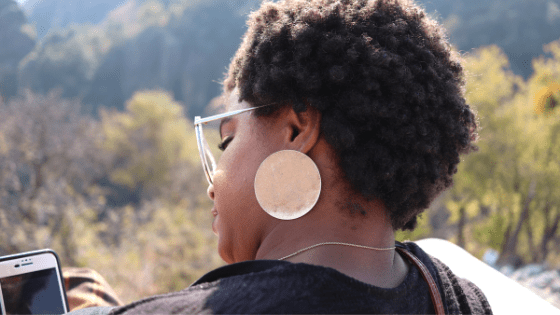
[194, 103, 276, 125]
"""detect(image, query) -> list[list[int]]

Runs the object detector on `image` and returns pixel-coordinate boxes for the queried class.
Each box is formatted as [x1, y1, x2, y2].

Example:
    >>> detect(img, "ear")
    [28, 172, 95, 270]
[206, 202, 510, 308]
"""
[281, 105, 322, 154]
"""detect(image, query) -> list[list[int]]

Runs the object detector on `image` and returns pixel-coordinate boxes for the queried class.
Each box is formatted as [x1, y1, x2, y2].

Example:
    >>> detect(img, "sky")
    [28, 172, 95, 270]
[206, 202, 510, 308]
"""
[16, 0, 26, 4]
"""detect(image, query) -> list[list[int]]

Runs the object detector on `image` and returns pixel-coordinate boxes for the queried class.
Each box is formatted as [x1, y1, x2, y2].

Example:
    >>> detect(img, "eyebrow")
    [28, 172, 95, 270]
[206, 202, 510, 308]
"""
[219, 117, 232, 139]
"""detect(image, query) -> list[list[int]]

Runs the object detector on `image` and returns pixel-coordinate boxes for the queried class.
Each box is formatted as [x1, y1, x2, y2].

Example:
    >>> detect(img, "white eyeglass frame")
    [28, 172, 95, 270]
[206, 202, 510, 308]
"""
[194, 103, 277, 185]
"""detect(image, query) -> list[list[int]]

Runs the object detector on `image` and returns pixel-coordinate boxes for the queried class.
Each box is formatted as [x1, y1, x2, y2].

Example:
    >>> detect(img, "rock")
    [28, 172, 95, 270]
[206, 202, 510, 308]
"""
[500, 264, 560, 310]
[528, 270, 558, 289]
[499, 265, 515, 277]
[550, 275, 560, 294]
[511, 264, 545, 281]
[483, 249, 499, 267]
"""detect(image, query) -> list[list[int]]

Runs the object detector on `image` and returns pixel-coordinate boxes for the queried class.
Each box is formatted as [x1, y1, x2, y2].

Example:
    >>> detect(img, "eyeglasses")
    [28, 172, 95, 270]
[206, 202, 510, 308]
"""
[194, 103, 276, 185]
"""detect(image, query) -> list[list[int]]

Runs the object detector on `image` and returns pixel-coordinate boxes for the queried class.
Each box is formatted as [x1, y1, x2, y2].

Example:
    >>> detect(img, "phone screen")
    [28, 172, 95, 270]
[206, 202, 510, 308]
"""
[0, 268, 65, 315]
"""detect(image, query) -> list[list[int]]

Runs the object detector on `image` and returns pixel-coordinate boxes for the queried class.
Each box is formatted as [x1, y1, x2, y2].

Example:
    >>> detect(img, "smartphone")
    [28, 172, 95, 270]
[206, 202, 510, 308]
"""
[0, 249, 69, 314]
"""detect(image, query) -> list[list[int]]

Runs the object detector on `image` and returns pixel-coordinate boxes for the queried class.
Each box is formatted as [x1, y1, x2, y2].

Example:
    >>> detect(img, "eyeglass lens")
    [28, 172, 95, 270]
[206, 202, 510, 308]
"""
[201, 124, 217, 182]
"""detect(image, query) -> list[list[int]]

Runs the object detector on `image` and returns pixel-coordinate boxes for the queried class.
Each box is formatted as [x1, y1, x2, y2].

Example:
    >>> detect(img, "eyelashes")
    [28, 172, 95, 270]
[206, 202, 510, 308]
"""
[218, 136, 233, 151]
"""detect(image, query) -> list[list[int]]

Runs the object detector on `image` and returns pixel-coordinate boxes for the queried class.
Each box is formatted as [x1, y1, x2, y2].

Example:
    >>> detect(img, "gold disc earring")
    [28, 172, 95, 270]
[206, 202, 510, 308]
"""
[254, 150, 321, 220]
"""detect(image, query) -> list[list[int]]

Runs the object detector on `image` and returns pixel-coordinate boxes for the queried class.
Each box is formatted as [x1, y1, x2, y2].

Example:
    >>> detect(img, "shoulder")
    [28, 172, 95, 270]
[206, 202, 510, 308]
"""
[106, 257, 431, 314]
[400, 241, 492, 314]
[106, 280, 221, 314]
[107, 260, 328, 314]
[67, 307, 116, 315]
[84, 242, 492, 314]
[431, 256, 493, 314]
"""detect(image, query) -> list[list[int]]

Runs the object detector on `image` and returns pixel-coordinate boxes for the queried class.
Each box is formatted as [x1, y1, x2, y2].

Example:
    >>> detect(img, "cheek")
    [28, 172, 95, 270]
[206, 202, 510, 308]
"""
[216, 144, 265, 198]
[212, 146, 263, 229]
[213, 157, 269, 263]
[213, 161, 254, 200]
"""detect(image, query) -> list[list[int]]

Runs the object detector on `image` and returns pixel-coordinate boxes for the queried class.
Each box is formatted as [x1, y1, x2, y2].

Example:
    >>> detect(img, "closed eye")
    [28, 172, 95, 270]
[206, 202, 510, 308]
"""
[218, 136, 233, 151]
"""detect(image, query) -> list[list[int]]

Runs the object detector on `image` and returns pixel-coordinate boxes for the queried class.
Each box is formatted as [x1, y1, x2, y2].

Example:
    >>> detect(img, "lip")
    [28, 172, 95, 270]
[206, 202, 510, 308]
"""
[211, 208, 218, 217]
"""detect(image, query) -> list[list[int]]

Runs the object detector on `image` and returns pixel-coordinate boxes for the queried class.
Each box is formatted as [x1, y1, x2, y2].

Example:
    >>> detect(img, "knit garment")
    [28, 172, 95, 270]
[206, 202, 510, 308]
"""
[85, 241, 491, 314]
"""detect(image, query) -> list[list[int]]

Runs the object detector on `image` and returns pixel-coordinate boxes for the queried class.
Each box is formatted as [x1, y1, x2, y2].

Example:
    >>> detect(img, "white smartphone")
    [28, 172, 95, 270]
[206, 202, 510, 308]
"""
[0, 249, 69, 314]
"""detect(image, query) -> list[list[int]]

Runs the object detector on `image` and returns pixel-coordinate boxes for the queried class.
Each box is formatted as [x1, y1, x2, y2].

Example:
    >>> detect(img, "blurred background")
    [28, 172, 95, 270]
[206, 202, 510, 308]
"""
[0, 0, 559, 306]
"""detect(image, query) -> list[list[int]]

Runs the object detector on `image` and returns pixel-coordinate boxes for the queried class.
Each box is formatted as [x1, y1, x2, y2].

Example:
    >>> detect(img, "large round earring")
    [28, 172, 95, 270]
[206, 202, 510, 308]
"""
[254, 150, 321, 220]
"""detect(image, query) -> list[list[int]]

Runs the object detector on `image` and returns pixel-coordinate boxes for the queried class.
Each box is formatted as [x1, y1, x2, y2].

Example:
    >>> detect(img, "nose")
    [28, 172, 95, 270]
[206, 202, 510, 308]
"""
[207, 184, 215, 201]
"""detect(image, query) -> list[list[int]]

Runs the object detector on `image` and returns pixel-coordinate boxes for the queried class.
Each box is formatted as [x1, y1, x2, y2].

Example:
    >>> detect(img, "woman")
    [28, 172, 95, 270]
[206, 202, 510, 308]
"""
[70, 0, 490, 313]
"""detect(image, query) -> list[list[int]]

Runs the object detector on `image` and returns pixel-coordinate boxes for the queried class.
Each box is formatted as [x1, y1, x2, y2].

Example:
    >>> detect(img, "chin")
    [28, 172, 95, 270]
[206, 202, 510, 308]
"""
[217, 237, 236, 264]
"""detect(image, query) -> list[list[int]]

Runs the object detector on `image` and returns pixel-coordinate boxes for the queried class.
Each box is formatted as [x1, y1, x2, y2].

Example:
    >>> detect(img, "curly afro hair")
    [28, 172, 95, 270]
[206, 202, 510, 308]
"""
[224, 0, 478, 230]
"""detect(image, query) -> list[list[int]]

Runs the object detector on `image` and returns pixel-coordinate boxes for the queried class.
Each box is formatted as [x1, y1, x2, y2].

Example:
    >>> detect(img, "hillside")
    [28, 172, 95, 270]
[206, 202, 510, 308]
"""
[3, 0, 560, 114]
[0, 0, 35, 98]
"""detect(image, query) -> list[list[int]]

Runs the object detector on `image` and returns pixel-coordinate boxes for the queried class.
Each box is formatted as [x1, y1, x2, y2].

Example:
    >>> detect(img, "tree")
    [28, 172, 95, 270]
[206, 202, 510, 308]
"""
[446, 45, 523, 253]
[83, 0, 256, 116]
[0, 0, 35, 99]
[17, 25, 111, 102]
[446, 41, 560, 266]
[420, 0, 560, 78]
[515, 39, 560, 263]
[87, 90, 221, 302]
[99, 90, 201, 200]
[0, 90, 222, 302]
[0, 91, 107, 262]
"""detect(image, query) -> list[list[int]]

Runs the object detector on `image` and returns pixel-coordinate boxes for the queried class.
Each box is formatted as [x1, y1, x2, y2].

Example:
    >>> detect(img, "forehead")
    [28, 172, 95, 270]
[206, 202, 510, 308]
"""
[224, 88, 247, 112]
[219, 89, 252, 135]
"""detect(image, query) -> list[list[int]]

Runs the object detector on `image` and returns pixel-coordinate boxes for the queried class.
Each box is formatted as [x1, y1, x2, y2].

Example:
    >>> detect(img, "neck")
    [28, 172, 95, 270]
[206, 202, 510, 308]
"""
[255, 200, 406, 288]
[255, 206, 396, 262]
[277, 241, 396, 261]
[256, 193, 403, 277]
[253, 139, 408, 288]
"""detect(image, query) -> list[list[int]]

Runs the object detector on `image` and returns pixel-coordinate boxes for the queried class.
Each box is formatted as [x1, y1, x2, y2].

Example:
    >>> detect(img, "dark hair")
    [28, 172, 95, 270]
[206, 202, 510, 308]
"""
[224, 0, 477, 230]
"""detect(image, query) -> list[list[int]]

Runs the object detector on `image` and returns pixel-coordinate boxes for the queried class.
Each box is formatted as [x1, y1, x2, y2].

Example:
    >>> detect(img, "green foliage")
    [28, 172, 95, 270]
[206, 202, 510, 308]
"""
[0, 0, 35, 98]
[464, 45, 521, 114]
[421, 0, 560, 78]
[472, 213, 508, 250]
[4, 1, 560, 300]
[18, 24, 110, 98]
[74, 199, 221, 303]
[100, 90, 198, 193]
[395, 214, 431, 242]
[13, 0, 260, 116]
[446, 40, 560, 265]
[0, 91, 105, 263]
[0, 90, 221, 303]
